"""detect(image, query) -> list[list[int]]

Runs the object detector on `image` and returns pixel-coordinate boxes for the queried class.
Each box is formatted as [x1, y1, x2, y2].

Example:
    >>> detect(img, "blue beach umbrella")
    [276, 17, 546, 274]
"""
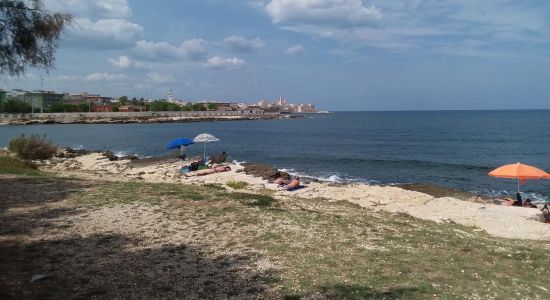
[166, 138, 194, 149]
[166, 138, 194, 157]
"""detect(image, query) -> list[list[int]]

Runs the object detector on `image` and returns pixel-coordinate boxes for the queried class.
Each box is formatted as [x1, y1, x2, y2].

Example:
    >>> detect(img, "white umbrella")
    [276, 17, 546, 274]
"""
[193, 133, 220, 160]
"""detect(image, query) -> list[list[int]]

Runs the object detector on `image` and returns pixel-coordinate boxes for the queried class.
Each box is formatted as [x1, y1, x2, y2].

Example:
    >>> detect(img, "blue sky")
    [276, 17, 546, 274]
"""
[1, 0, 549, 111]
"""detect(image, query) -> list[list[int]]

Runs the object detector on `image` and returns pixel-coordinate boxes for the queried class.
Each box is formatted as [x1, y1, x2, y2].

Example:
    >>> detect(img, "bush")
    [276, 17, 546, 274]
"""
[8, 134, 58, 160]
[226, 181, 248, 189]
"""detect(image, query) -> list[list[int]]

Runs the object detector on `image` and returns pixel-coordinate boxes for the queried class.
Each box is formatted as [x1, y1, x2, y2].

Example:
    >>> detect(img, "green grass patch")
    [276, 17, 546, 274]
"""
[72, 181, 274, 208]
[233, 193, 274, 207]
[0, 156, 43, 176]
[226, 180, 249, 189]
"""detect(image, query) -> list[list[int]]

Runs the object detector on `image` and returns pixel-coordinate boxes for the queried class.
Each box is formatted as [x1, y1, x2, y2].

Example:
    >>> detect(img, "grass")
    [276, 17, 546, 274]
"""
[226, 180, 249, 189]
[6, 175, 550, 299]
[73, 181, 275, 208]
[0, 156, 43, 176]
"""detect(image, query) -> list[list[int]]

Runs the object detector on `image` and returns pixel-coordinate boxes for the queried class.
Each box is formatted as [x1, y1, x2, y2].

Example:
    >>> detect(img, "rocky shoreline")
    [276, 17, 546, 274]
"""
[34, 147, 548, 240]
[0, 114, 304, 125]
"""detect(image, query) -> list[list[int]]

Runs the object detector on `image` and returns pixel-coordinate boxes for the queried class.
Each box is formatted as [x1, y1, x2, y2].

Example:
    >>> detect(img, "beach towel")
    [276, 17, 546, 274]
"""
[286, 185, 306, 192]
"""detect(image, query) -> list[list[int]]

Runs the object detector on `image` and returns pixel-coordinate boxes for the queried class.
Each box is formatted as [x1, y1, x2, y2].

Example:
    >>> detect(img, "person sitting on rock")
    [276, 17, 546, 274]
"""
[542, 204, 550, 223]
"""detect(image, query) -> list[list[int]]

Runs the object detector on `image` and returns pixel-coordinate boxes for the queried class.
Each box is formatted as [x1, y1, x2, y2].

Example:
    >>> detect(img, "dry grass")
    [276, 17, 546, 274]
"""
[2, 174, 550, 299]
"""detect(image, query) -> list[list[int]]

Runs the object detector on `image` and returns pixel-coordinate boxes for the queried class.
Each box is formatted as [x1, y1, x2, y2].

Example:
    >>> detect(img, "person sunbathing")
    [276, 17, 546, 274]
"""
[523, 198, 537, 208]
[285, 177, 301, 191]
[274, 177, 285, 185]
[196, 165, 231, 176]
[497, 193, 523, 206]
[498, 197, 517, 206]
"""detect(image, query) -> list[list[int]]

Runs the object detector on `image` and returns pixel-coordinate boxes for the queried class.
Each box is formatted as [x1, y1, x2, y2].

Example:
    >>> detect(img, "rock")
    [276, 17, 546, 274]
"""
[56, 147, 91, 158]
[119, 155, 139, 160]
[102, 151, 118, 161]
[242, 163, 290, 181]
[30, 274, 49, 282]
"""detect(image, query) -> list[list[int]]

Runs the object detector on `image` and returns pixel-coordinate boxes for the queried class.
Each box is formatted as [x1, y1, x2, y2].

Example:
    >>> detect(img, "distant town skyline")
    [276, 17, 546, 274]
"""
[1, 0, 549, 111]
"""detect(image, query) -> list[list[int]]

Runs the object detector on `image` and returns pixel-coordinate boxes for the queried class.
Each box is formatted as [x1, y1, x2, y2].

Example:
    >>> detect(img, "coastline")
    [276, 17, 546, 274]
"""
[43, 150, 549, 240]
[0, 113, 292, 126]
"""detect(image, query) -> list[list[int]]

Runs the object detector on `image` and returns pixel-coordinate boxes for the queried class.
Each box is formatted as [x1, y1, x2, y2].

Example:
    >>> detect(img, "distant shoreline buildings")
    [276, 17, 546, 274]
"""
[0, 88, 319, 114]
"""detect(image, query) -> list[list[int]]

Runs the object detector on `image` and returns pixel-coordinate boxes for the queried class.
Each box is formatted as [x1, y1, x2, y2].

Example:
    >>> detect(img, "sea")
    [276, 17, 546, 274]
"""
[1, 110, 549, 201]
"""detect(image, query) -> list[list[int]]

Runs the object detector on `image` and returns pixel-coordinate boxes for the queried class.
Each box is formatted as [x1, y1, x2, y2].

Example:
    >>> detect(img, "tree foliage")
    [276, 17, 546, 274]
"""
[49, 102, 88, 113]
[0, 0, 72, 76]
[0, 98, 31, 112]
[119, 96, 128, 105]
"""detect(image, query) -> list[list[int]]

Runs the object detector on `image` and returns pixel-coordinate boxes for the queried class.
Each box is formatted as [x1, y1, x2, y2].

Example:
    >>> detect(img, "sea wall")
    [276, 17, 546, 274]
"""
[0, 111, 280, 124]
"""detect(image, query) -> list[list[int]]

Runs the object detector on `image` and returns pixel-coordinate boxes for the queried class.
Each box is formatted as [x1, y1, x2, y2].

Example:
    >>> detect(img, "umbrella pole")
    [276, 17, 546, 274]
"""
[203, 143, 206, 160]
[517, 178, 520, 194]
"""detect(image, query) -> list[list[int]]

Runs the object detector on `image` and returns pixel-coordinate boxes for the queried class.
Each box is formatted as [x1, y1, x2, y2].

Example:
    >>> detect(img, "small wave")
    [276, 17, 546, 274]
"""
[279, 168, 368, 184]
[113, 150, 149, 159]
[471, 189, 547, 203]
[232, 160, 246, 165]
[71, 144, 84, 150]
[318, 174, 343, 182]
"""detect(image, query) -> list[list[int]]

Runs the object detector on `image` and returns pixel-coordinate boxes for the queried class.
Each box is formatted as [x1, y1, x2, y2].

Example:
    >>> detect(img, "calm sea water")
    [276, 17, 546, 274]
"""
[1, 111, 549, 200]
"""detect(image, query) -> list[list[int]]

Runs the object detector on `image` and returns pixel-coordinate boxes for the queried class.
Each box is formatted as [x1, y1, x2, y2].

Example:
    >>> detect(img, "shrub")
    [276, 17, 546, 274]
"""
[8, 134, 58, 160]
[235, 193, 274, 207]
[226, 180, 249, 189]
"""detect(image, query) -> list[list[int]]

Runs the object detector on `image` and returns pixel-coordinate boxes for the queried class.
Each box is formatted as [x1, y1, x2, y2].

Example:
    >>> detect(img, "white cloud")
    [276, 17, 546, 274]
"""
[285, 44, 305, 55]
[262, 0, 550, 53]
[66, 18, 143, 49]
[266, 0, 381, 26]
[55, 75, 82, 81]
[203, 57, 246, 70]
[85, 73, 126, 81]
[44, 0, 132, 19]
[109, 55, 132, 68]
[134, 39, 206, 61]
[223, 35, 266, 52]
[109, 55, 149, 69]
[147, 72, 175, 83]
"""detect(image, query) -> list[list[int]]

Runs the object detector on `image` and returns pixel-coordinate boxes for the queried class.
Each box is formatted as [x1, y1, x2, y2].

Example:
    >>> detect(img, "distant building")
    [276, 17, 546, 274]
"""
[6, 89, 27, 101]
[167, 89, 175, 103]
[64, 92, 112, 105]
[243, 105, 264, 114]
[276, 96, 288, 106]
[91, 105, 113, 112]
[16, 91, 64, 113]
[213, 102, 232, 111]
[257, 99, 271, 107]
[118, 105, 146, 112]
[297, 103, 316, 113]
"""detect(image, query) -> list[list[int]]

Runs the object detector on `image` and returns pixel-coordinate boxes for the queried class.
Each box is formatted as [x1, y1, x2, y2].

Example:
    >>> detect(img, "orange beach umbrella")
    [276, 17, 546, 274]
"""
[488, 162, 550, 192]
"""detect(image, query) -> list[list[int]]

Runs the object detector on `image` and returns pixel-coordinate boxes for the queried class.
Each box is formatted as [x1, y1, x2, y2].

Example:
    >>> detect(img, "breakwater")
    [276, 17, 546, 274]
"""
[0, 110, 280, 125]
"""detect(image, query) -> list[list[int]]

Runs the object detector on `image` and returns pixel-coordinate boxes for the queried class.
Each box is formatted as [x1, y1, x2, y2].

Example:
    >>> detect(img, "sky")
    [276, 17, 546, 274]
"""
[1, 0, 550, 111]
